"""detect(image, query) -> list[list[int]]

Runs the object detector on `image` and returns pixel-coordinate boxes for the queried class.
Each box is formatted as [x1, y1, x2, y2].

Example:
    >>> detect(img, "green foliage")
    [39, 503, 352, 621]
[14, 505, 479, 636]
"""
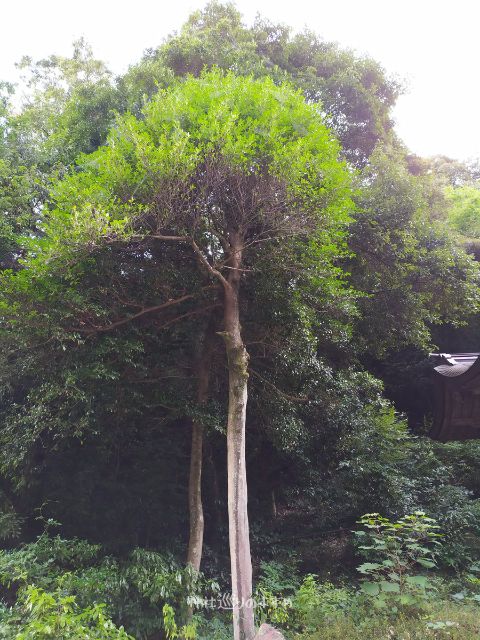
[0, 158, 40, 270]
[0, 535, 220, 639]
[350, 147, 480, 354]
[254, 561, 298, 627]
[12, 38, 119, 170]
[354, 512, 442, 613]
[256, 561, 300, 595]
[295, 600, 480, 640]
[446, 185, 480, 239]
[30, 68, 351, 272]
[1, 585, 132, 640]
[0, 11, 479, 640]
[149, 1, 401, 165]
[162, 603, 196, 639]
[290, 576, 354, 633]
[196, 616, 232, 640]
[0, 533, 101, 589]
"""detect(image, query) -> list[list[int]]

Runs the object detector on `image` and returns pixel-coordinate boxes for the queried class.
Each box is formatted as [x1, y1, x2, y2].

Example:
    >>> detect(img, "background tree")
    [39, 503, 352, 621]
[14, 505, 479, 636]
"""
[132, 1, 401, 166]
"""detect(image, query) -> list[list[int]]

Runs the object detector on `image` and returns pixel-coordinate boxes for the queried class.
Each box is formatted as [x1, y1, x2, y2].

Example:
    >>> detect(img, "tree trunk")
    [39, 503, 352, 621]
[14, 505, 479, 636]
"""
[187, 419, 204, 571]
[186, 319, 216, 571]
[206, 441, 223, 542]
[270, 489, 277, 520]
[222, 233, 255, 640]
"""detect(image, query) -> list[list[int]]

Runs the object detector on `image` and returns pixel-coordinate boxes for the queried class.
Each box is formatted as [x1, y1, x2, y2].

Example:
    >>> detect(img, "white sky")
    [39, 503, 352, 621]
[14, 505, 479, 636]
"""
[1, 0, 479, 161]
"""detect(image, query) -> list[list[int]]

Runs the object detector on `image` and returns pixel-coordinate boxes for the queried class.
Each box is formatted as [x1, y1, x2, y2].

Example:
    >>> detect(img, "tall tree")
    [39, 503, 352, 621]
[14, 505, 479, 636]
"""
[3, 70, 352, 639]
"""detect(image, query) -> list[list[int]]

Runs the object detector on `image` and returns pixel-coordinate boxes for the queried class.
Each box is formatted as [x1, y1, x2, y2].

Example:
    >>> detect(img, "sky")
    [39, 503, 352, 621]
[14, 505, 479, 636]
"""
[1, 0, 479, 161]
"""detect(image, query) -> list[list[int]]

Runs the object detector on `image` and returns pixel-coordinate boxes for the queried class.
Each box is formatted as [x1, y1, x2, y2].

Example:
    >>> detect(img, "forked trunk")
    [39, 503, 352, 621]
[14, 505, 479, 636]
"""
[222, 234, 255, 640]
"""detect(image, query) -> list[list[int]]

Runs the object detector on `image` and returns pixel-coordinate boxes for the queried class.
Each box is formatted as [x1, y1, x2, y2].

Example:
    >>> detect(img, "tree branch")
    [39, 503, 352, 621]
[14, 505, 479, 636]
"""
[74, 287, 217, 334]
[132, 233, 231, 289]
[190, 238, 230, 290]
[154, 303, 222, 332]
[249, 368, 309, 403]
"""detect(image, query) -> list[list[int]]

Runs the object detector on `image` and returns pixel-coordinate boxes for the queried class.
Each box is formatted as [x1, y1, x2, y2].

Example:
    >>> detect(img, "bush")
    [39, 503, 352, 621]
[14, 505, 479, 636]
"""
[0, 584, 132, 639]
[354, 511, 442, 614]
[290, 576, 354, 633]
[0, 535, 218, 639]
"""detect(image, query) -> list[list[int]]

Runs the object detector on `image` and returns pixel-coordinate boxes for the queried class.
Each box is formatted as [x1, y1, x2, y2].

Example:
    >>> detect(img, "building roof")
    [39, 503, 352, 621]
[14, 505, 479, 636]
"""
[430, 353, 480, 441]
[432, 353, 480, 378]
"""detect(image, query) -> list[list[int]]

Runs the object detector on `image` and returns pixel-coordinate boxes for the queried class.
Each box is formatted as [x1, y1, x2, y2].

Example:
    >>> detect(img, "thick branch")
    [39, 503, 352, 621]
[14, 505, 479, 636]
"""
[133, 233, 189, 243]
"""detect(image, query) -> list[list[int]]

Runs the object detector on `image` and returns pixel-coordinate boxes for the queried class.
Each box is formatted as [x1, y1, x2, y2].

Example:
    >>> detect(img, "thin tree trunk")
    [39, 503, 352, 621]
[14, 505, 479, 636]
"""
[271, 489, 277, 520]
[222, 233, 255, 640]
[186, 321, 215, 571]
[187, 419, 204, 571]
[205, 440, 223, 541]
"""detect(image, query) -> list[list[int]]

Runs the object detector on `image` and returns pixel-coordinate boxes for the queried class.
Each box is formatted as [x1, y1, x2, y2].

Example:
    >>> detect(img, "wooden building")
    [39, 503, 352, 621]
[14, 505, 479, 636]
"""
[431, 353, 480, 441]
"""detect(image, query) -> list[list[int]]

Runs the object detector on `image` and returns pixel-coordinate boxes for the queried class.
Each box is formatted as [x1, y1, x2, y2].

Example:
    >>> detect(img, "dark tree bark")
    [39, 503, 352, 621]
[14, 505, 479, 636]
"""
[270, 489, 277, 520]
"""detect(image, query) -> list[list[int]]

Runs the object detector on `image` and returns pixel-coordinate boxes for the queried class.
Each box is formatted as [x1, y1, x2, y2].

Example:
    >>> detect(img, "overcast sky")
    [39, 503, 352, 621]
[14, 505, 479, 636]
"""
[2, 0, 479, 161]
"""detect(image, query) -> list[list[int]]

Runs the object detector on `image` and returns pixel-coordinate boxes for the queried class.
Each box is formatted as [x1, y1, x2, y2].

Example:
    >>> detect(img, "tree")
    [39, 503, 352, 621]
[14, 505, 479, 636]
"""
[445, 185, 480, 239]
[12, 38, 120, 170]
[4, 70, 352, 639]
[131, 1, 401, 166]
[348, 147, 480, 357]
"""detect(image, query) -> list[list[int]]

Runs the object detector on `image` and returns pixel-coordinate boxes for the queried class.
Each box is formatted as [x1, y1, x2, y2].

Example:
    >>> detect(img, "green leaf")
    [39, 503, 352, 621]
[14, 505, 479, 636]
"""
[417, 558, 436, 568]
[405, 575, 429, 588]
[357, 562, 381, 574]
[361, 582, 380, 596]
[380, 581, 400, 593]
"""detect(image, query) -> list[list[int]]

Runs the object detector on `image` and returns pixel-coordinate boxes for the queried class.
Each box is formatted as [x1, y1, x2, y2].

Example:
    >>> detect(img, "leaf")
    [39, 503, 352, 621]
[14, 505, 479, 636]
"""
[380, 581, 400, 593]
[405, 575, 429, 588]
[357, 562, 381, 574]
[417, 558, 436, 568]
[372, 596, 387, 608]
[388, 572, 400, 582]
[361, 581, 380, 596]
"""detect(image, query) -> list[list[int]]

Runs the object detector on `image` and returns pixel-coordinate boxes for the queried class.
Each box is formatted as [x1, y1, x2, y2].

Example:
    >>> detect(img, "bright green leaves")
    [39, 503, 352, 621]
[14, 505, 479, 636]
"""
[354, 511, 442, 615]
[153, 2, 400, 165]
[0, 69, 354, 510]
[19, 69, 352, 287]
[12, 585, 133, 640]
[360, 581, 380, 596]
[137, 69, 351, 218]
[446, 184, 480, 239]
[357, 562, 383, 574]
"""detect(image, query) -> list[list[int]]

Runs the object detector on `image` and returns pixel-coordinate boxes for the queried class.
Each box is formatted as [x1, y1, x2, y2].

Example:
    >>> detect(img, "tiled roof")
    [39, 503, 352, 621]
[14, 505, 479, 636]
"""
[431, 353, 480, 378]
